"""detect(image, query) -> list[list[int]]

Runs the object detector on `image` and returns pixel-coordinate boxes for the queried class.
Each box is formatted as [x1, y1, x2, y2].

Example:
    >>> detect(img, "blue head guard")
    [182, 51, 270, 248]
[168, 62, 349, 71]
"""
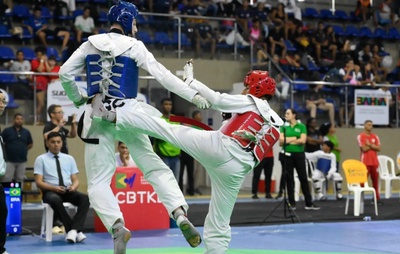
[108, 1, 139, 35]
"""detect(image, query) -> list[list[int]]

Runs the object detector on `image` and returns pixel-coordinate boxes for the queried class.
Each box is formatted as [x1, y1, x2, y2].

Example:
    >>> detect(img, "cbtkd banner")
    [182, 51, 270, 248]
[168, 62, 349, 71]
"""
[354, 89, 389, 125]
[94, 167, 169, 232]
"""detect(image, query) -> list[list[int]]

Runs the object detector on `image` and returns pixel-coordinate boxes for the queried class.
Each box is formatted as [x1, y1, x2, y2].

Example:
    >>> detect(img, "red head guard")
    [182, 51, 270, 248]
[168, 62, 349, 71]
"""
[243, 70, 276, 98]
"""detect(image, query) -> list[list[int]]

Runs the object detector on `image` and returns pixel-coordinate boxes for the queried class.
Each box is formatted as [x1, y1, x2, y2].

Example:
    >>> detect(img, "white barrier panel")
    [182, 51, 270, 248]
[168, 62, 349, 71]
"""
[47, 80, 87, 122]
[47, 80, 149, 121]
[354, 89, 389, 125]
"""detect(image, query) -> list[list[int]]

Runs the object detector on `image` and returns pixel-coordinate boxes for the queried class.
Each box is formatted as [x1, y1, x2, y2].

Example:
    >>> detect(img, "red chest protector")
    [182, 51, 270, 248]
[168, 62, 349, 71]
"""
[220, 112, 279, 162]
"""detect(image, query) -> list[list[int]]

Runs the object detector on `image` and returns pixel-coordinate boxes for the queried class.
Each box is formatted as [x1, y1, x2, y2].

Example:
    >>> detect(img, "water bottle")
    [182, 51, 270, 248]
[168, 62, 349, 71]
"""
[363, 216, 371, 222]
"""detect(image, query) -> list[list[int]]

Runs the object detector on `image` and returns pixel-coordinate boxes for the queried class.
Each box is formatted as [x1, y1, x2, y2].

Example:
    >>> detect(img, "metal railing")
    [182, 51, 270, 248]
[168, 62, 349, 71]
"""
[262, 58, 400, 128]
[138, 12, 247, 60]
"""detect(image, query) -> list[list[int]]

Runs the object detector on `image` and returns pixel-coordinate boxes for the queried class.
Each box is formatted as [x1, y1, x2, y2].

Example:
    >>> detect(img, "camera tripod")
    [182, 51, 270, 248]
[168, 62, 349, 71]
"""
[261, 125, 301, 224]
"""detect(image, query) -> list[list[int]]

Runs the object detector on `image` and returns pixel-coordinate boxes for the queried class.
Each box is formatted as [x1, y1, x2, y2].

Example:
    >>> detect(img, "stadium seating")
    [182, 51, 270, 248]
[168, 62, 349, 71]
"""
[18, 47, 36, 61]
[0, 46, 15, 60]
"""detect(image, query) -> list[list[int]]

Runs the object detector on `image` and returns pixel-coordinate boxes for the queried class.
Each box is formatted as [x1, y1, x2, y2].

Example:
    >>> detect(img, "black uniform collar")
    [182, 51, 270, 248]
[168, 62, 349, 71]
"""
[109, 28, 124, 35]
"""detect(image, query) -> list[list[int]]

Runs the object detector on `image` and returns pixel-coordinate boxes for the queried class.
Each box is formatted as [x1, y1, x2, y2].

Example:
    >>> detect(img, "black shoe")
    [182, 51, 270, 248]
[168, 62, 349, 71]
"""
[305, 204, 321, 210]
[252, 194, 259, 199]
[194, 188, 202, 195]
[275, 192, 283, 200]
[371, 200, 384, 205]
[265, 193, 273, 199]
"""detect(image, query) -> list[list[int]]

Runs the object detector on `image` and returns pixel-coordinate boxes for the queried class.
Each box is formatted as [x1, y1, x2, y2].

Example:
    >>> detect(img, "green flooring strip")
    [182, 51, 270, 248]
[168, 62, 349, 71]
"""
[35, 248, 360, 254]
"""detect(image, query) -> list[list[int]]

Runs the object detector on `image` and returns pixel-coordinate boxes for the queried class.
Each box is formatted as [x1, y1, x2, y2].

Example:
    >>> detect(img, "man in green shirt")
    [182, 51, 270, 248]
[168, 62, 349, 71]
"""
[153, 98, 181, 180]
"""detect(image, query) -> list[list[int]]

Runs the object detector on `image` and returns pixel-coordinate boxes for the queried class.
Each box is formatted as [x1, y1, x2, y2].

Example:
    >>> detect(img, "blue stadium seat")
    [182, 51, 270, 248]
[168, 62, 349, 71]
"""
[319, 9, 334, 20]
[332, 25, 345, 37]
[98, 11, 108, 25]
[12, 5, 31, 19]
[373, 27, 388, 40]
[359, 26, 374, 38]
[172, 32, 191, 47]
[73, 9, 84, 19]
[0, 25, 12, 40]
[41, 6, 53, 19]
[154, 32, 174, 46]
[46, 47, 61, 61]
[20, 27, 33, 41]
[0, 46, 15, 60]
[284, 40, 297, 52]
[293, 79, 309, 93]
[136, 31, 154, 44]
[333, 10, 349, 21]
[349, 11, 362, 22]
[387, 27, 400, 40]
[303, 7, 320, 19]
[5, 93, 19, 109]
[0, 73, 17, 84]
[344, 25, 360, 37]
[284, 100, 307, 113]
[18, 47, 35, 60]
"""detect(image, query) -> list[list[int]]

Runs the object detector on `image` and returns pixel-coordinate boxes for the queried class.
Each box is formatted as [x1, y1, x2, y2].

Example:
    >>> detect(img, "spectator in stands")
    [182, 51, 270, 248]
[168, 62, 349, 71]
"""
[289, 24, 310, 55]
[24, 6, 71, 53]
[305, 85, 336, 125]
[324, 25, 337, 63]
[115, 141, 137, 167]
[278, 0, 302, 21]
[268, 24, 287, 58]
[357, 120, 382, 204]
[4, 50, 32, 100]
[61, 0, 76, 14]
[0, 113, 33, 183]
[375, 0, 399, 27]
[270, 3, 287, 29]
[305, 117, 323, 153]
[235, 0, 252, 38]
[338, 58, 361, 127]
[43, 104, 77, 154]
[31, 46, 50, 125]
[74, 6, 97, 43]
[252, 2, 270, 23]
[47, 55, 60, 82]
[215, 0, 236, 17]
[153, 98, 181, 181]
[355, 0, 372, 24]
[359, 61, 376, 87]
[371, 44, 388, 82]
[34, 132, 90, 243]
[358, 44, 373, 65]
[312, 22, 337, 64]
[193, 20, 217, 59]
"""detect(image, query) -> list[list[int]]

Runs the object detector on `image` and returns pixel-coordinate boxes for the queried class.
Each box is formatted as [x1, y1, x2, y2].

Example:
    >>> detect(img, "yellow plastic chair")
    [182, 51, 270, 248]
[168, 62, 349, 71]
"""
[342, 159, 378, 216]
[377, 155, 400, 199]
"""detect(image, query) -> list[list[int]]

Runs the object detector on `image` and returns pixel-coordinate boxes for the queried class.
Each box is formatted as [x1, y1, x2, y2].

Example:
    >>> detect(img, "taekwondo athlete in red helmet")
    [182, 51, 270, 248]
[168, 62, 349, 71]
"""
[59, 1, 208, 253]
[91, 61, 284, 254]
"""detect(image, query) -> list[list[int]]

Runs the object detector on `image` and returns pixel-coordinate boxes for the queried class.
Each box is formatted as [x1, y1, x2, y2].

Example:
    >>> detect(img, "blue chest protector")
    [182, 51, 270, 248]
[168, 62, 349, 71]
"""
[85, 54, 138, 99]
[316, 158, 331, 174]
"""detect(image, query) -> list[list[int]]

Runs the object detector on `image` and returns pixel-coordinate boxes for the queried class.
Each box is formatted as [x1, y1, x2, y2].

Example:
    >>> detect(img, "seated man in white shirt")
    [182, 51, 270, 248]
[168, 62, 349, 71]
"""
[306, 141, 343, 200]
[74, 6, 97, 43]
[278, 0, 302, 21]
[115, 141, 137, 167]
[34, 132, 90, 243]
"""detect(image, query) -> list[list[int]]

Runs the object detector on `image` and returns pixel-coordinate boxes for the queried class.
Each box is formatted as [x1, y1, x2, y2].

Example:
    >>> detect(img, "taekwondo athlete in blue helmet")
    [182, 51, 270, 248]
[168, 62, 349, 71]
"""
[59, 1, 208, 253]
[92, 64, 285, 253]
